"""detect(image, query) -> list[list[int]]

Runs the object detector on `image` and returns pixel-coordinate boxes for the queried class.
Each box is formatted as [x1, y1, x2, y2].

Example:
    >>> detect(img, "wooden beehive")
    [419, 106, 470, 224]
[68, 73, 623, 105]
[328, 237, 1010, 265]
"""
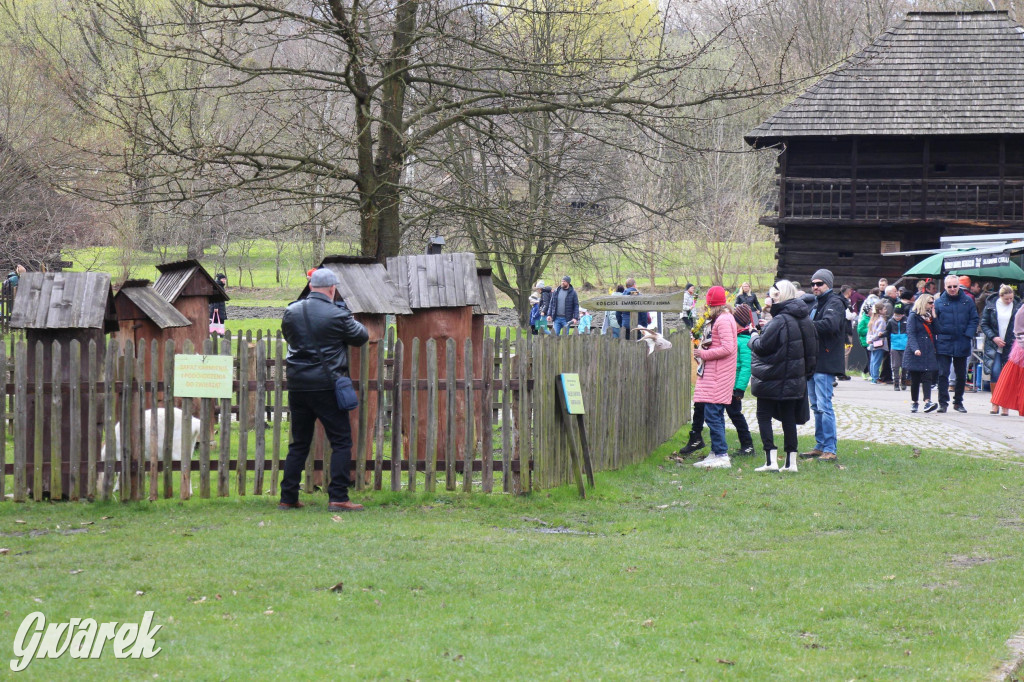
[10, 271, 118, 498]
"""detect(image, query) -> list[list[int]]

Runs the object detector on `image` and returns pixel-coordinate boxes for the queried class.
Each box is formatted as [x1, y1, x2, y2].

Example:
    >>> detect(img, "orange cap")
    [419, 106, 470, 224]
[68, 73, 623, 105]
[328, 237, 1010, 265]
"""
[958, 275, 971, 287]
[306, 268, 317, 279]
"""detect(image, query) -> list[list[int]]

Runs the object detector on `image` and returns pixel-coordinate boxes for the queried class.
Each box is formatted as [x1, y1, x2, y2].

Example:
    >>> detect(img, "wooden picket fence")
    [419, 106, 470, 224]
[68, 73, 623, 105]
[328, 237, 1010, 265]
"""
[0, 328, 691, 502]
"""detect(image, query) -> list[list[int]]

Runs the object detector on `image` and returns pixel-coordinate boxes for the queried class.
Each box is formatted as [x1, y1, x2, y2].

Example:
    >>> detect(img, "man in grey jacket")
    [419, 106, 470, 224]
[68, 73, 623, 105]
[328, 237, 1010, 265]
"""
[279, 268, 369, 511]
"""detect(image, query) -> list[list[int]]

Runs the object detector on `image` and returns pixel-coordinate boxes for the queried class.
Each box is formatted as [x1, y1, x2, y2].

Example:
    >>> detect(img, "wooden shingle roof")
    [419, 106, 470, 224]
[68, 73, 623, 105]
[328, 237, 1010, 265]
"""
[153, 259, 228, 303]
[298, 256, 412, 315]
[746, 11, 1024, 145]
[115, 280, 191, 328]
[10, 272, 117, 332]
[472, 268, 500, 315]
[386, 252, 482, 310]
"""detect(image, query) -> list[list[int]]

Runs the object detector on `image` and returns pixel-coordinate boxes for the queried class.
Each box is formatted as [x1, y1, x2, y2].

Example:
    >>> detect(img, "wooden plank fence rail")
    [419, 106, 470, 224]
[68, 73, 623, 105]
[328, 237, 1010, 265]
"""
[1, 328, 691, 501]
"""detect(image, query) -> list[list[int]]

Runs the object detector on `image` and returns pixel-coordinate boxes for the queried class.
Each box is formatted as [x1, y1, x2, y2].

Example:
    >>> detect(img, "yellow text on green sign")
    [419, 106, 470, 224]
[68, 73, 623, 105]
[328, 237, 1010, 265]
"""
[560, 373, 585, 415]
[174, 355, 234, 399]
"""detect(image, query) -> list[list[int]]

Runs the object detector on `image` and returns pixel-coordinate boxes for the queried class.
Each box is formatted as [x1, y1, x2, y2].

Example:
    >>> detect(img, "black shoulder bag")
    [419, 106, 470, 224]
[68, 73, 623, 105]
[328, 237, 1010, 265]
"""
[301, 300, 359, 411]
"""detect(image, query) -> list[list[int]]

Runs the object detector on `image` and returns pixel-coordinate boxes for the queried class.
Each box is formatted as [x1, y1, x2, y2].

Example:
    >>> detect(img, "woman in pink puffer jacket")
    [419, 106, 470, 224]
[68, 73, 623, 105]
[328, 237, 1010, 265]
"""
[693, 285, 738, 469]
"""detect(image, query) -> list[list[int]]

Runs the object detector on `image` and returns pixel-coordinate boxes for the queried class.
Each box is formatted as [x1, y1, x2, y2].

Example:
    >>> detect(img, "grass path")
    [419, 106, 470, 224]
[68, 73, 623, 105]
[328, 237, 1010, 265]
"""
[2, 431, 1024, 679]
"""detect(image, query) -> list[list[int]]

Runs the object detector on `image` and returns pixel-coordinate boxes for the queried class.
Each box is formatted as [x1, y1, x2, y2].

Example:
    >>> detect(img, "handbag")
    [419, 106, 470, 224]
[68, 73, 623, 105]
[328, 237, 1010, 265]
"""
[871, 338, 884, 348]
[301, 301, 359, 411]
[209, 309, 226, 335]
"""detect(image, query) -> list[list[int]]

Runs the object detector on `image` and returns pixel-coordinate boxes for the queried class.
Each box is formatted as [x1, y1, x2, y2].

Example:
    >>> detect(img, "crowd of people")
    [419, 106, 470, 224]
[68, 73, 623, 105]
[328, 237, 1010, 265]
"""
[677, 269, 1024, 471]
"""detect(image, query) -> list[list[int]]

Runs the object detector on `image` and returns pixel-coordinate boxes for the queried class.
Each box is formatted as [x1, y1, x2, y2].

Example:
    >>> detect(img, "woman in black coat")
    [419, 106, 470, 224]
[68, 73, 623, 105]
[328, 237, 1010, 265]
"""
[903, 294, 939, 413]
[749, 281, 818, 472]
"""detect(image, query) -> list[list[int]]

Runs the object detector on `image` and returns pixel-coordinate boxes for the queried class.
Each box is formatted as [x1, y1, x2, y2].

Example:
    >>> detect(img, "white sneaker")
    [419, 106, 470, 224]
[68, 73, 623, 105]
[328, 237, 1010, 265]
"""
[693, 454, 731, 469]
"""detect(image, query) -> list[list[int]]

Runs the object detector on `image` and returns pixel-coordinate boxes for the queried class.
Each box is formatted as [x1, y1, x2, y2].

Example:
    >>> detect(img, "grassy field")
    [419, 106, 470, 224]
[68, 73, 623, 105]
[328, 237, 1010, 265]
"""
[65, 239, 778, 310]
[2, 430, 1023, 679]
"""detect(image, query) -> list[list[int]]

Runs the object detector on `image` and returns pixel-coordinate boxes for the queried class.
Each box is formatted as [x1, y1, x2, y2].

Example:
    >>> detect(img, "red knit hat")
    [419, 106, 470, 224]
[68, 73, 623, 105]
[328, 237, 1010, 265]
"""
[706, 285, 727, 307]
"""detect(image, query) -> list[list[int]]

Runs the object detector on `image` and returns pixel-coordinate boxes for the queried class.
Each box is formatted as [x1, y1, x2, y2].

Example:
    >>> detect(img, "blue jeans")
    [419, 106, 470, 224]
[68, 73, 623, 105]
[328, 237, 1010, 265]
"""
[936, 354, 967, 406]
[552, 317, 570, 335]
[807, 373, 837, 455]
[703, 402, 728, 455]
[610, 327, 620, 339]
[869, 348, 885, 381]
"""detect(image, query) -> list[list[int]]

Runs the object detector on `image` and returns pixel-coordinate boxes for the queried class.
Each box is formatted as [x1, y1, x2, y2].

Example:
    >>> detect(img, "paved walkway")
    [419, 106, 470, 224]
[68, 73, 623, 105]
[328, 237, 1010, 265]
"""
[728, 375, 1024, 460]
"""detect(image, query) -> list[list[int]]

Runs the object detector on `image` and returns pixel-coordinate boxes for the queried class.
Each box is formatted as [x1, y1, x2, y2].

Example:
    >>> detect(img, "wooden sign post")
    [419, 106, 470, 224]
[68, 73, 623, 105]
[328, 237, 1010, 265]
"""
[555, 373, 594, 498]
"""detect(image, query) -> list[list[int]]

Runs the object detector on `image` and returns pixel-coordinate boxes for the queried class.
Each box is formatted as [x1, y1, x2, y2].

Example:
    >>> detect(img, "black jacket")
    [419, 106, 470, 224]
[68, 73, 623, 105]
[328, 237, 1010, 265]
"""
[749, 298, 818, 401]
[809, 288, 847, 375]
[903, 311, 937, 373]
[980, 295, 1022, 373]
[546, 285, 580, 321]
[735, 291, 761, 312]
[282, 292, 369, 391]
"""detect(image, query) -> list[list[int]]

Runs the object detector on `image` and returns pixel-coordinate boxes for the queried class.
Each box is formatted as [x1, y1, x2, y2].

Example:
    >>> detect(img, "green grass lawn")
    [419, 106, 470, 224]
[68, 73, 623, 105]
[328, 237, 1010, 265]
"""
[2, 430, 1024, 679]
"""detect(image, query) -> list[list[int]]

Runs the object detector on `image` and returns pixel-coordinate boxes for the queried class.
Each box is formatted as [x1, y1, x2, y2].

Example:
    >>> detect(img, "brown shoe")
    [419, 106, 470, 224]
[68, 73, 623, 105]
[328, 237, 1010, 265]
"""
[799, 449, 824, 459]
[278, 501, 305, 510]
[328, 501, 364, 512]
[817, 452, 838, 462]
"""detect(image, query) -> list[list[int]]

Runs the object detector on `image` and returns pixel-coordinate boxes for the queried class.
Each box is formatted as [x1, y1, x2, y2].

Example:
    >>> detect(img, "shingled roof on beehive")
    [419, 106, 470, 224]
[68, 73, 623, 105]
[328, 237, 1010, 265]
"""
[10, 271, 117, 332]
[299, 255, 412, 315]
[472, 267, 499, 316]
[746, 11, 1024, 146]
[153, 259, 228, 303]
[386, 252, 482, 310]
[114, 279, 190, 328]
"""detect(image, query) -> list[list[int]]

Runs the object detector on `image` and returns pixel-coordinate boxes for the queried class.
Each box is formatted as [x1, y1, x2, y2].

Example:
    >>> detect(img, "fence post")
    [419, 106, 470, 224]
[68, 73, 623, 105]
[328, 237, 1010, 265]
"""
[149, 340, 159, 501]
[463, 338, 474, 493]
[501, 331, 511, 493]
[407, 338, 419, 492]
[271, 332, 283, 496]
[50, 341, 62, 500]
[33, 340, 44, 501]
[390, 338, 404, 492]
[13, 340, 27, 502]
[254, 338, 266, 496]
[134, 340, 146, 500]
[87, 340, 98, 499]
[481, 336, 494, 493]
[162, 340, 175, 499]
[425, 339, 438, 492]
[69, 340, 81, 501]
[218, 332, 232, 497]
[0, 340, 5, 501]
[374, 336, 386, 490]
[179, 339, 193, 501]
[200, 338, 214, 499]
[102, 339, 117, 501]
[445, 338, 456, 491]
[236, 338, 248, 496]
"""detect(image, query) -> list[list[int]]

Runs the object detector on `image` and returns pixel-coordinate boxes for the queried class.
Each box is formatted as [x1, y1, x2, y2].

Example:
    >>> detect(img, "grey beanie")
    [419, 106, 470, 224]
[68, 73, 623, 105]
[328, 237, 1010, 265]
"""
[309, 268, 340, 288]
[811, 268, 834, 289]
[562, 275, 571, 284]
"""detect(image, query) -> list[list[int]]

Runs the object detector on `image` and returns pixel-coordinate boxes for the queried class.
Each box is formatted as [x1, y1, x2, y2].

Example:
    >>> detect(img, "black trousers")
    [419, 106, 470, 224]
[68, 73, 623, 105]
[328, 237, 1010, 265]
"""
[909, 370, 935, 403]
[936, 355, 968, 406]
[755, 398, 799, 454]
[690, 398, 753, 449]
[281, 390, 354, 504]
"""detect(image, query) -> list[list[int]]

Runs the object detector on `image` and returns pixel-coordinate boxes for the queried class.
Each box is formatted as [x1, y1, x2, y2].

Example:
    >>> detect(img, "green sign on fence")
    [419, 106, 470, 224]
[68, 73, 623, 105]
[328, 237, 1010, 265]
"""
[560, 373, 585, 415]
[174, 355, 234, 399]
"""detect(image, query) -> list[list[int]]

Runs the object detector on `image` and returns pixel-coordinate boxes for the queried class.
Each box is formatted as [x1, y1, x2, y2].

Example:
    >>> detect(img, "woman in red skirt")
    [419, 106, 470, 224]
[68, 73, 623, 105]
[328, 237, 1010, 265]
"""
[992, 303, 1024, 416]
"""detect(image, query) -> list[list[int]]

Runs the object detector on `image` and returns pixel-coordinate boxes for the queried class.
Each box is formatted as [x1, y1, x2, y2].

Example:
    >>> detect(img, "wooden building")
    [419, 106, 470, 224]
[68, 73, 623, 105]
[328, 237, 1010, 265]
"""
[746, 11, 1024, 289]
[298, 256, 412, 468]
[9, 271, 117, 498]
[471, 267, 500, 379]
[387, 252, 482, 462]
[112, 279, 190, 377]
[152, 259, 229, 351]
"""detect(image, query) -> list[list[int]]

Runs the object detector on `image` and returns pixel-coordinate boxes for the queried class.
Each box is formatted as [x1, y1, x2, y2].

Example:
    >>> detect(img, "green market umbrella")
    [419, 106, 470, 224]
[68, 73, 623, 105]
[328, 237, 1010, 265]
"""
[903, 249, 1024, 283]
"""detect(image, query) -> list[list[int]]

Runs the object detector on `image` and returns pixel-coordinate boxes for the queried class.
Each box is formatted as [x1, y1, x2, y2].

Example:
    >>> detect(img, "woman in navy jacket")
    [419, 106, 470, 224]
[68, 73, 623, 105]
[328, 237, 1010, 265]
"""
[903, 294, 939, 413]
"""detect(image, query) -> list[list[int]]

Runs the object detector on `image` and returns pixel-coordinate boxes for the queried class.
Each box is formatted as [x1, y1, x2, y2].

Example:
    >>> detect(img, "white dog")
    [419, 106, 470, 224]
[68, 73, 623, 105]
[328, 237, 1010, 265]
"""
[637, 328, 673, 355]
[98, 407, 201, 496]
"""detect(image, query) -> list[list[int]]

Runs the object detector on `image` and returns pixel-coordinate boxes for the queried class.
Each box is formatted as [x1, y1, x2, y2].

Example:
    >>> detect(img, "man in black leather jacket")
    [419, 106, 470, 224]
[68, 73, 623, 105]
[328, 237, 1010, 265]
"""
[279, 268, 369, 511]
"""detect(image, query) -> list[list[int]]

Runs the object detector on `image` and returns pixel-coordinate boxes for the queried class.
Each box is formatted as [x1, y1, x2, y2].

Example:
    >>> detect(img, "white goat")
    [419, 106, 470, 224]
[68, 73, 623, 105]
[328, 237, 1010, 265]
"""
[98, 407, 201, 496]
[637, 328, 673, 355]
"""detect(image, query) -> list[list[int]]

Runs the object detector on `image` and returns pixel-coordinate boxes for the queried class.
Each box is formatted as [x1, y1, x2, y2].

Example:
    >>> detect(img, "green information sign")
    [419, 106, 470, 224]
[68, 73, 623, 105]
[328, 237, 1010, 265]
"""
[173, 355, 234, 399]
[560, 373, 585, 415]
